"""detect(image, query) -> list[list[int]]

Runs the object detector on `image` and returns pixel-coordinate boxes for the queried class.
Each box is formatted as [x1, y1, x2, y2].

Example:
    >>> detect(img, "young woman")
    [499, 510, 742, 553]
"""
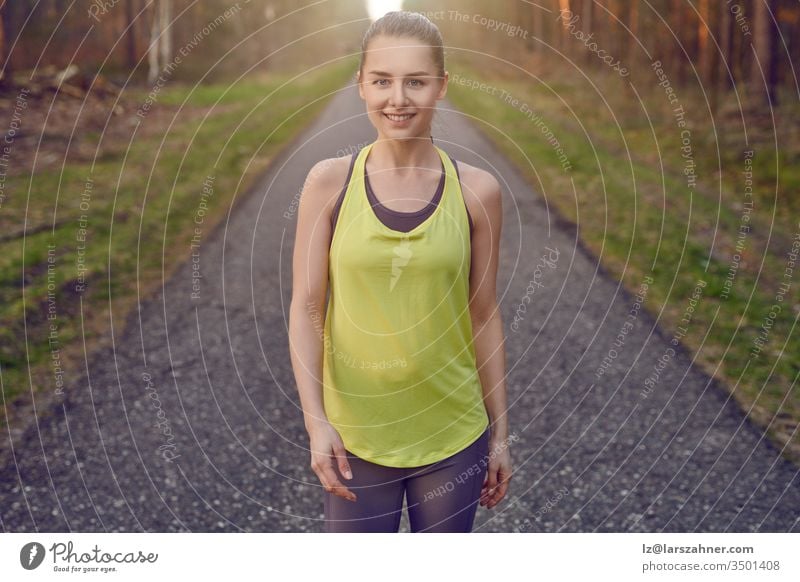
[289, 11, 511, 533]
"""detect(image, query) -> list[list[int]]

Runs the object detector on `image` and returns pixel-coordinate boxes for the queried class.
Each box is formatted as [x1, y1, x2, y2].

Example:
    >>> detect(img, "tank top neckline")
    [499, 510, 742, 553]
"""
[359, 142, 449, 236]
[363, 148, 446, 218]
[328, 144, 475, 237]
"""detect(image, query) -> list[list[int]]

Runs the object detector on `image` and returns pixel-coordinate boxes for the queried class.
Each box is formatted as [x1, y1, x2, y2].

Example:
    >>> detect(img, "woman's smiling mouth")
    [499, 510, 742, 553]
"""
[383, 112, 416, 124]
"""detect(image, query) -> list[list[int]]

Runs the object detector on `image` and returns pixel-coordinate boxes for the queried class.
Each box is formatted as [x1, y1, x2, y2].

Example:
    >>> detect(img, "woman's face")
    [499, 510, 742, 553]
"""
[357, 35, 447, 140]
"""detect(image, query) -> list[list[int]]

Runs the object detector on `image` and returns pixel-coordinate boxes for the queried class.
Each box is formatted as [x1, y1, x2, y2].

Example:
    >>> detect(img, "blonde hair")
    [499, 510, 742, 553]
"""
[359, 11, 445, 78]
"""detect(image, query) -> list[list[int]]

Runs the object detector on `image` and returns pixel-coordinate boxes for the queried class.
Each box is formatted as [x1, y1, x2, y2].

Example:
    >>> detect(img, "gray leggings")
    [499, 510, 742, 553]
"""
[324, 428, 490, 532]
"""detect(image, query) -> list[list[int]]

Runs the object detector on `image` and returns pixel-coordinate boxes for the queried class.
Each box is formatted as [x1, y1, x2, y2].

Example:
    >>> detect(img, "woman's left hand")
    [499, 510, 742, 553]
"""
[480, 437, 512, 509]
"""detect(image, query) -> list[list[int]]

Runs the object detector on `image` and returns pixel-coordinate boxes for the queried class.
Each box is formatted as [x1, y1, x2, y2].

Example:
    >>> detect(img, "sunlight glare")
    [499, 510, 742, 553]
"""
[367, 0, 404, 21]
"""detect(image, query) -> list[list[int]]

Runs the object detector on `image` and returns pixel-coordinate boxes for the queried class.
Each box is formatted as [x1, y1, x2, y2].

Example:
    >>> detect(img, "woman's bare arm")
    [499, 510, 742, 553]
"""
[289, 159, 335, 430]
[288, 156, 357, 501]
[463, 164, 512, 509]
[464, 167, 508, 442]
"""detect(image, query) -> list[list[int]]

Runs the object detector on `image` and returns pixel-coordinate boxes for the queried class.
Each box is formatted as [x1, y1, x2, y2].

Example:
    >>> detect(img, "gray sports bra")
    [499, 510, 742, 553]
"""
[330, 148, 475, 236]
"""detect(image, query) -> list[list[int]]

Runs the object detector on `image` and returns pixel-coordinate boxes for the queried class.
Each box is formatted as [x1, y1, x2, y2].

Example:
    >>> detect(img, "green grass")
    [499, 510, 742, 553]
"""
[0, 59, 357, 418]
[447, 59, 799, 463]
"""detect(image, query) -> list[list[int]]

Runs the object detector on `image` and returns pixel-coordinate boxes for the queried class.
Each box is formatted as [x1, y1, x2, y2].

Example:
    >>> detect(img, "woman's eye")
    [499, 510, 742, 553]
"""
[373, 79, 423, 87]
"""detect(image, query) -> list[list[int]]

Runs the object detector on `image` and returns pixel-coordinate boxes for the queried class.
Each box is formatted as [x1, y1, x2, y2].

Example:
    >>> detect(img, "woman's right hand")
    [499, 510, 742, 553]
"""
[308, 420, 357, 502]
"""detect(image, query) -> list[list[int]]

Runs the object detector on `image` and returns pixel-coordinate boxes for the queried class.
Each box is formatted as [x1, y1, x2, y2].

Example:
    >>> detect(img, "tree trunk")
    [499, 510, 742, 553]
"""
[159, 0, 172, 73]
[622, 0, 639, 60]
[520, 0, 535, 53]
[558, 0, 572, 55]
[699, 0, 721, 111]
[581, 0, 594, 66]
[581, 0, 593, 30]
[126, 0, 137, 71]
[147, 1, 160, 85]
[670, 0, 686, 86]
[147, 0, 173, 85]
[751, 0, 778, 105]
[698, 0, 711, 82]
[606, 0, 621, 57]
[0, 3, 12, 89]
[532, 2, 544, 54]
[719, 0, 732, 91]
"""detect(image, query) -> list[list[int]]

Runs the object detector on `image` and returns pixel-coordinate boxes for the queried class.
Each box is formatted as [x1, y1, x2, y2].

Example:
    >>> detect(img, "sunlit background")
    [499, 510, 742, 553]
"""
[368, 0, 403, 21]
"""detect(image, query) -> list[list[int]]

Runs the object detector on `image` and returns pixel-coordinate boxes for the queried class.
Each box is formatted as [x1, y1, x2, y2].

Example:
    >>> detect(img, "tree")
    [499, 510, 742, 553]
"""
[581, 0, 594, 66]
[0, 1, 14, 89]
[557, 0, 572, 55]
[751, 0, 778, 105]
[126, 0, 139, 71]
[147, 0, 173, 85]
[670, 0, 687, 86]
[698, 0, 722, 111]
[0, 6, 7, 88]
[719, 0, 733, 91]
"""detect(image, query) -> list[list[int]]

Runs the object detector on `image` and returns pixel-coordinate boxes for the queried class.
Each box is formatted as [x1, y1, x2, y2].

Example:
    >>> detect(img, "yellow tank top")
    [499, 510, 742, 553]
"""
[322, 141, 489, 467]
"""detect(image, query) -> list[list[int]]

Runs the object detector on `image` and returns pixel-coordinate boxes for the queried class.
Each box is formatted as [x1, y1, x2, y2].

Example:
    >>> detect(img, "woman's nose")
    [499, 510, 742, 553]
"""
[390, 81, 408, 106]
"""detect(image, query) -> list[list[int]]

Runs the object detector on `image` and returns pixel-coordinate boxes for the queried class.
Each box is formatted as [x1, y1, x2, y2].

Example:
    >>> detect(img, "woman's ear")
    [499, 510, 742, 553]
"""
[437, 71, 448, 100]
[356, 70, 365, 100]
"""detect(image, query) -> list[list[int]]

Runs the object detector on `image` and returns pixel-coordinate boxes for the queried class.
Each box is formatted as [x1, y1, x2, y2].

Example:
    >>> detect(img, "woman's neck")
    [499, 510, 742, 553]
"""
[368, 137, 439, 178]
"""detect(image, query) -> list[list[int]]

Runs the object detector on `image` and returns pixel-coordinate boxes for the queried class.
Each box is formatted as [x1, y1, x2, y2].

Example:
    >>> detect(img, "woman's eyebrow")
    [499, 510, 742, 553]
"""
[367, 70, 432, 77]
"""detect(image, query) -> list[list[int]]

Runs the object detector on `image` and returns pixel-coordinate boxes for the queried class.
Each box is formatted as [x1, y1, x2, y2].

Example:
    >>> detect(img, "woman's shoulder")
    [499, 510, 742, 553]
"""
[448, 158, 502, 222]
[302, 154, 356, 214]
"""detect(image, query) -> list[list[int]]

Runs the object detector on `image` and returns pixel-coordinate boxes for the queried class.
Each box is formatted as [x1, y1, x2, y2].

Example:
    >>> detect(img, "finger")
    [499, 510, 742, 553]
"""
[481, 473, 497, 504]
[480, 473, 496, 495]
[481, 469, 492, 495]
[496, 473, 511, 498]
[485, 470, 499, 497]
[320, 462, 357, 502]
[328, 474, 358, 502]
[489, 473, 511, 502]
[487, 490, 504, 508]
[479, 487, 493, 506]
[486, 468, 498, 491]
[332, 442, 353, 480]
[484, 490, 500, 507]
[487, 483, 509, 508]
